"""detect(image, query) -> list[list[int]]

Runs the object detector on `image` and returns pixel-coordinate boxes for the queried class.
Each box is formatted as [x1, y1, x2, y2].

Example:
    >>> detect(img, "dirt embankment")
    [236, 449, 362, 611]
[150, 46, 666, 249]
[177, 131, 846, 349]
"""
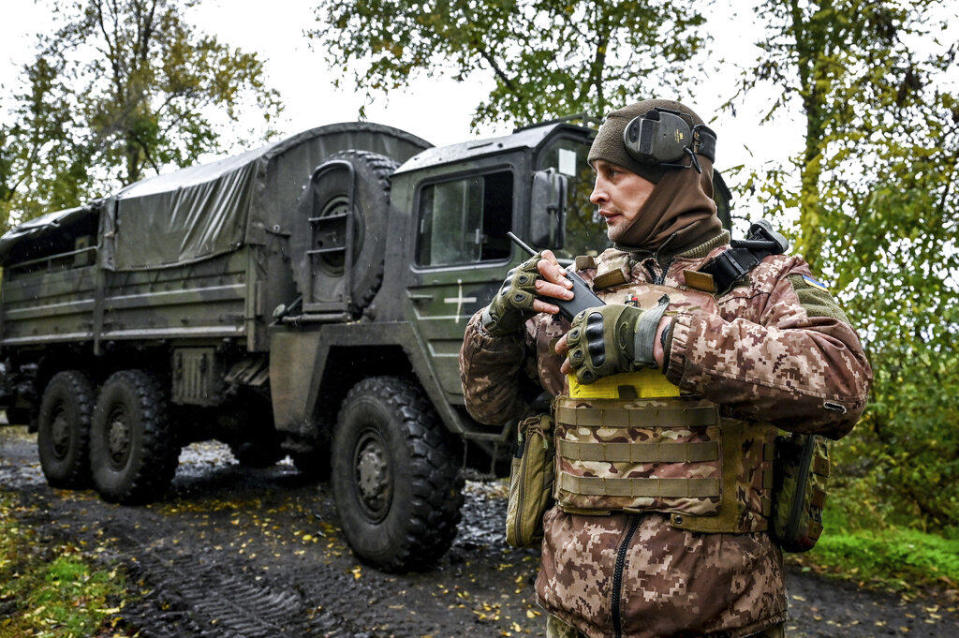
[1, 426, 956, 638]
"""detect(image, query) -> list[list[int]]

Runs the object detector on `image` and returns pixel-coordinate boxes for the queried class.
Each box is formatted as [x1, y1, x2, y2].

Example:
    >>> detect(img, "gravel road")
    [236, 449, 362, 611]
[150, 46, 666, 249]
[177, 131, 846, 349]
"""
[1, 426, 956, 638]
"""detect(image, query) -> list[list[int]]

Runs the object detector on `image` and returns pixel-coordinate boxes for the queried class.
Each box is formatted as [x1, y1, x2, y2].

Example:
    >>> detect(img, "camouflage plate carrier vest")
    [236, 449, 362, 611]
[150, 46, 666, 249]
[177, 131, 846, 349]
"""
[554, 276, 775, 534]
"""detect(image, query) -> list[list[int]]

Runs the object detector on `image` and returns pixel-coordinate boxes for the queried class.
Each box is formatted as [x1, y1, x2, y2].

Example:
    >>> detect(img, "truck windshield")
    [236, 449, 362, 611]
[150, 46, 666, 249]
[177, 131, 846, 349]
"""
[535, 135, 611, 259]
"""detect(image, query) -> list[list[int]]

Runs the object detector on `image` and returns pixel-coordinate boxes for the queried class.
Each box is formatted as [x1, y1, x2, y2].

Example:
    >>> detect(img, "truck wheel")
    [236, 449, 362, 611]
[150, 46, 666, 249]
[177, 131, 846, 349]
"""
[292, 150, 399, 315]
[89, 370, 179, 504]
[332, 376, 463, 572]
[37, 371, 95, 489]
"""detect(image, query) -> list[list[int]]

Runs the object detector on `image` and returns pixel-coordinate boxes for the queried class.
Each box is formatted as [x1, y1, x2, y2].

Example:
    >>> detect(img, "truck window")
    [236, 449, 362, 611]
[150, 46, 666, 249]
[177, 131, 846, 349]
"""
[416, 171, 512, 267]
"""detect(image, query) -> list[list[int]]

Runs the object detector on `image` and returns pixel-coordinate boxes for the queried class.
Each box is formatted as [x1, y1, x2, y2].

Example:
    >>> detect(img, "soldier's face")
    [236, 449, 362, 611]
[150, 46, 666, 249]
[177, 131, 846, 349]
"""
[589, 160, 656, 242]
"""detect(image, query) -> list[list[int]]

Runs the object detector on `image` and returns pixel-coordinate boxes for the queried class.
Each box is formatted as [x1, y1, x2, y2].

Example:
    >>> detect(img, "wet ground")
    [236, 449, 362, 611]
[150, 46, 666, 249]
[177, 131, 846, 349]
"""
[1, 425, 957, 638]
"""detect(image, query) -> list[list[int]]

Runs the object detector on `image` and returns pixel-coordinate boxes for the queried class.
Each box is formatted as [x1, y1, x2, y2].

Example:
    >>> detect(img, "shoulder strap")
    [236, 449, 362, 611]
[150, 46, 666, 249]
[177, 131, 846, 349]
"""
[698, 220, 789, 294]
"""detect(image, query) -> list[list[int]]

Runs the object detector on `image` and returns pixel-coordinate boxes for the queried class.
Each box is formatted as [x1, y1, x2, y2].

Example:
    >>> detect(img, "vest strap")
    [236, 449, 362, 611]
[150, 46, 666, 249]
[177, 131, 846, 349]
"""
[557, 439, 719, 464]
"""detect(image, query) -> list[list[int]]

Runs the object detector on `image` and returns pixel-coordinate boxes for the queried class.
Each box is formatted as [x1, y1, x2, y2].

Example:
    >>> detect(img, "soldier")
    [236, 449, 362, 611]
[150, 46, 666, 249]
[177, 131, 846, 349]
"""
[459, 99, 872, 637]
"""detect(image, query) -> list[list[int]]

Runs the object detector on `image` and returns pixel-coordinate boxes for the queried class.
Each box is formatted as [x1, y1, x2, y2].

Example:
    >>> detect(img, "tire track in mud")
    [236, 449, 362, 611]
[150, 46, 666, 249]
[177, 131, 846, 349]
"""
[87, 476, 517, 638]
[117, 546, 431, 638]
[120, 550, 335, 638]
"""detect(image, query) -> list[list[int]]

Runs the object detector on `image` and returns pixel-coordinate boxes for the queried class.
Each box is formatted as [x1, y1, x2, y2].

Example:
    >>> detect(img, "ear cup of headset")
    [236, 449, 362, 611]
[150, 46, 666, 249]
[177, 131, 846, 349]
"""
[622, 109, 693, 165]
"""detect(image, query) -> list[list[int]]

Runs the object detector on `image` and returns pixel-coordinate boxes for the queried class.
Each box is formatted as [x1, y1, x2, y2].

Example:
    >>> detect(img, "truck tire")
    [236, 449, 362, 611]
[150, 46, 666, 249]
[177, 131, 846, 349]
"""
[37, 370, 95, 488]
[89, 370, 179, 504]
[292, 150, 399, 315]
[332, 376, 463, 572]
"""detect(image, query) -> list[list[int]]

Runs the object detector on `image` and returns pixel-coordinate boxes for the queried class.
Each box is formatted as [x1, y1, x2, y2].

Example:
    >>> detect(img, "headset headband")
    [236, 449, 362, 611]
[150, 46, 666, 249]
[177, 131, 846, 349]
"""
[622, 108, 717, 174]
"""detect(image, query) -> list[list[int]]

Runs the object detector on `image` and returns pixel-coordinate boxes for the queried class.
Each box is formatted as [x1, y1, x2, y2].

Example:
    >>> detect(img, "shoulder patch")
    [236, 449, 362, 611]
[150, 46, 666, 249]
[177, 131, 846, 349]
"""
[787, 274, 849, 323]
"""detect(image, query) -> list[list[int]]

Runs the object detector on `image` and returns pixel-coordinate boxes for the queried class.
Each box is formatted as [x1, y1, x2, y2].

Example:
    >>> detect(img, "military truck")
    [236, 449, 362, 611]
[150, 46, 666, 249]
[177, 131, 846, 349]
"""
[0, 118, 731, 571]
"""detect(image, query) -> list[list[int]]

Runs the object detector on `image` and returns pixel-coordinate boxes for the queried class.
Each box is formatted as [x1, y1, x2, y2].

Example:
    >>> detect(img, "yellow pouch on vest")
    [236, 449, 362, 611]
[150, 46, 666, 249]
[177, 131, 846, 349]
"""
[568, 369, 680, 400]
[506, 414, 555, 548]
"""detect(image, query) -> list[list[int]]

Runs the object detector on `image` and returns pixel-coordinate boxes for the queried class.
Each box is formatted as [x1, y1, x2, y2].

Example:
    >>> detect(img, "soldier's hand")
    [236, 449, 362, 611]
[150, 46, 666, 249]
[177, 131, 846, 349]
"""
[482, 250, 573, 335]
[555, 296, 671, 383]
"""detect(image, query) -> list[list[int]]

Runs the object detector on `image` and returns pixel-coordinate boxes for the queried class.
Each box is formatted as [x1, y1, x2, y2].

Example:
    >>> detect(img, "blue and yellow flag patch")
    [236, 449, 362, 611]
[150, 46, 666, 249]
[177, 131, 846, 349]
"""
[802, 275, 828, 290]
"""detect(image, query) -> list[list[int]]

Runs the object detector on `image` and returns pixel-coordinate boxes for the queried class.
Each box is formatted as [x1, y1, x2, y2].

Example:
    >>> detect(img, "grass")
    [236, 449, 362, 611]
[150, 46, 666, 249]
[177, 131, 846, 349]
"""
[0, 490, 127, 638]
[787, 502, 959, 600]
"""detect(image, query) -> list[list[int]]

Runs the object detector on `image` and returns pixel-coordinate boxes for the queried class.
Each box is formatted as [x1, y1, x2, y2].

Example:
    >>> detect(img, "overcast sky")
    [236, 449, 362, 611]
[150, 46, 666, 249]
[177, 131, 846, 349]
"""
[0, 0, 814, 198]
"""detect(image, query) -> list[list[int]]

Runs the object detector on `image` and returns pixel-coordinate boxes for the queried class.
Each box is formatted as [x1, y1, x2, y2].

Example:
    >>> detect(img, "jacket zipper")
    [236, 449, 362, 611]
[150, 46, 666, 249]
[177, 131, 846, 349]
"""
[641, 256, 674, 285]
[611, 516, 640, 638]
[655, 256, 675, 285]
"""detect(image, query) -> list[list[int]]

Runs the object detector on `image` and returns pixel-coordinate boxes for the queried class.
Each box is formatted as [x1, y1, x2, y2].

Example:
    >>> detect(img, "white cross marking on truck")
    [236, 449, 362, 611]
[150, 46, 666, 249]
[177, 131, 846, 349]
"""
[444, 279, 476, 323]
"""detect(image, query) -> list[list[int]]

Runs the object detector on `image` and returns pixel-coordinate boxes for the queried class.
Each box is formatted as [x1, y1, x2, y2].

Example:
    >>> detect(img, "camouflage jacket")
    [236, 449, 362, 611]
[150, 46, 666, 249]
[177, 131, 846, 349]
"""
[459, 231, 872, 638]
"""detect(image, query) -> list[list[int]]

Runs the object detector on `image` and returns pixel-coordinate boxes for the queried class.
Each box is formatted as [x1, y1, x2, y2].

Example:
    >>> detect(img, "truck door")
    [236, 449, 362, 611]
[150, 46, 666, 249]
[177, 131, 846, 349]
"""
[406, 168, 517, 400]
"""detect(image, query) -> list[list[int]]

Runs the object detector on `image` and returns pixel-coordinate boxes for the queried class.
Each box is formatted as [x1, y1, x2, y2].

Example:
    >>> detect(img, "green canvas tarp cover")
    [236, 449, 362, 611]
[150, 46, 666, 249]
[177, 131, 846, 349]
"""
[104, 147, 259, 270]
[95, 122, 430, 271]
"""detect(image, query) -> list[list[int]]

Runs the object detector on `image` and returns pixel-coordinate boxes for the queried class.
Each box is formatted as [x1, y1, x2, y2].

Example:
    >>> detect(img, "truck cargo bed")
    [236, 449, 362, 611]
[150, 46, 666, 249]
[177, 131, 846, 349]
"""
[1, 248, 257, 350]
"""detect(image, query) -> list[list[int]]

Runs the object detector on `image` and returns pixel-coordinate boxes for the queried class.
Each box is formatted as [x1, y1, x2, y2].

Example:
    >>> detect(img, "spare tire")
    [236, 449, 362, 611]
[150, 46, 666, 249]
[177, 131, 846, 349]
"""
[291, 150, 399, 315]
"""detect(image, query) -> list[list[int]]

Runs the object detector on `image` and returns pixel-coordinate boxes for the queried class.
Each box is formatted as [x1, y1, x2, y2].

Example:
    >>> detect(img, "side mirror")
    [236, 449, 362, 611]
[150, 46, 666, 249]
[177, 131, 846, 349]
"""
[529, 168, 567, 250]
[712, 170, 733, 231]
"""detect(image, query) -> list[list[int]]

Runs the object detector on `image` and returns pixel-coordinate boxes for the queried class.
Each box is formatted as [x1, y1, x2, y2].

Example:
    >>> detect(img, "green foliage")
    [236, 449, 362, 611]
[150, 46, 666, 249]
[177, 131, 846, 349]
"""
[740, 1, 959, 533]
[0, 54, 95, 228]
[791, 502, 959, 593]
[832, 346, 959, 530]
[0, 490, 126, 637]
[309, 0, 708, 128]
[1, 0, 283, 230]
[735, 0, 928, 264]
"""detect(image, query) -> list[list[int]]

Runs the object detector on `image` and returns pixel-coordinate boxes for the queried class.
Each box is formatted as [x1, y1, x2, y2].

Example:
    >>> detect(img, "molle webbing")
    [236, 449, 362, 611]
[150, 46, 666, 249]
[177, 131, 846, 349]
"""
[558, 473, 720, 498]
[553, 393, 775, 533]
[671, 420, 774, 534]
[556, 439, 719, 463]
[555, 402, 718, 428]
[553, 396, 724, 518]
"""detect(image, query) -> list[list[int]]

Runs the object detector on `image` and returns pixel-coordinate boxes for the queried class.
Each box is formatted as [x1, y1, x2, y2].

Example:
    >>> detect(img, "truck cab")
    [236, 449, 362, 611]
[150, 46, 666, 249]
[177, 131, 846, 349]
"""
[392, 122, 601, 459]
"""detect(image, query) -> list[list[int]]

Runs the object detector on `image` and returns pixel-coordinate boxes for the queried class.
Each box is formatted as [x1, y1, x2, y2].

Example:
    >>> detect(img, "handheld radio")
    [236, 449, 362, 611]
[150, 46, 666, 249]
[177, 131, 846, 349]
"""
[506, 232, 604, 321]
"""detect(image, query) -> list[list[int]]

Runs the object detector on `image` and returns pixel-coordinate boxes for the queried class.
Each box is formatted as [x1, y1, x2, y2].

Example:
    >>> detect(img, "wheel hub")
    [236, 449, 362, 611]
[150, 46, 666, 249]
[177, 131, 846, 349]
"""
[312, 192, 365, 275]
[51, 410, 70, 458]
[354, 435, 390, 518]
[107, 411, 131, 468]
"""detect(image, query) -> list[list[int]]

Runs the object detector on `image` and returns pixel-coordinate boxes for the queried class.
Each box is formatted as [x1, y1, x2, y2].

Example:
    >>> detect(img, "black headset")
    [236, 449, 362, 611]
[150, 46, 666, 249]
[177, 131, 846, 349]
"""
[622, 108, 717, 174]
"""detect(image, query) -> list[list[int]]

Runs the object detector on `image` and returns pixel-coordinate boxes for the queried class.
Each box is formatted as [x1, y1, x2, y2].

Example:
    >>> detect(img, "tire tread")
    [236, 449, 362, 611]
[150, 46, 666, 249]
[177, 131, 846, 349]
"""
[37, 370, 96, 488]
[91, 369, 178, 504]
[337, 376, 463, 572]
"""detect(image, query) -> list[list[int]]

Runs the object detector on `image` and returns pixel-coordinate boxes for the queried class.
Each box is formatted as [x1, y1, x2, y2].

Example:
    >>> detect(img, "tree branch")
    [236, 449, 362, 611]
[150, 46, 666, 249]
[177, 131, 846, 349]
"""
[475, 45, 515, 92]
